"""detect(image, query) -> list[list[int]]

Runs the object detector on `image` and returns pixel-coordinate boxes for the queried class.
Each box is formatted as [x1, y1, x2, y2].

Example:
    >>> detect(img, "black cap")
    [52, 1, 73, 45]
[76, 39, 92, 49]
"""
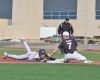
[65, 18, 69, 21]
[39, 49, 46, 55]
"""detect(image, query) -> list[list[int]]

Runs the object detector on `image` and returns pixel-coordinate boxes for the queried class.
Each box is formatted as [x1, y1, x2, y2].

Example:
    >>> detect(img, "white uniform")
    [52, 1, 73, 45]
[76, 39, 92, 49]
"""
[64, 51, 87, 61]
[6, 51, 39, 60]
[4, 40, 40, 60]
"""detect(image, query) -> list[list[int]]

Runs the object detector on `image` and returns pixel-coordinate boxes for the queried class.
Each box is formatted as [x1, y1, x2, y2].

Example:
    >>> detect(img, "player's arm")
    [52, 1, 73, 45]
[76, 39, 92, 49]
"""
[58, 24, 63, 34]
[45, 53, 56, 60]
[70, 24, 74, 35]
[50, 47, 59, 56]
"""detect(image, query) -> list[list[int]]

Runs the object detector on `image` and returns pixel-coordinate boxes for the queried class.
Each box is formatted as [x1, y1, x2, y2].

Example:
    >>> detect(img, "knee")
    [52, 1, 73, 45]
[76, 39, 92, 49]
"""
[79, 56, 87, 61]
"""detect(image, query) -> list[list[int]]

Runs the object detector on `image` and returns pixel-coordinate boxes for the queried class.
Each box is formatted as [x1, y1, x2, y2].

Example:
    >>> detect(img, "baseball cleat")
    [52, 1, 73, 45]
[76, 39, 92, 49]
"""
[84, 60, 93, 64]
[3, 52, 8, 59]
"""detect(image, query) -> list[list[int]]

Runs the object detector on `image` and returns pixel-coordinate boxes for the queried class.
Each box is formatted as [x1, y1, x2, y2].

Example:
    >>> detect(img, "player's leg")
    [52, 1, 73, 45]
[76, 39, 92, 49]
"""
[64, 52, 87, 62]
[73, 51, 87, 61]
[4, 52, 28, 60]
[64, 53, 74, 62]
[19, 39, 31, 53]
[28, 51, 40, 60]
[65, 51, 93, 64]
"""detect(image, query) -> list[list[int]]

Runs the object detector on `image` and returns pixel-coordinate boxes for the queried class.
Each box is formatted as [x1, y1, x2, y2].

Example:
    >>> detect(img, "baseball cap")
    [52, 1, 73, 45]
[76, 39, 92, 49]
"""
[62, 31, 69, 36]
[39, 49, 46, 55]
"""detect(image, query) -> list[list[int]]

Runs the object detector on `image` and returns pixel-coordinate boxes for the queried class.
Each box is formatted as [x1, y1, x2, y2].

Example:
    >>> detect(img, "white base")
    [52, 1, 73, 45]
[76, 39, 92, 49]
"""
[47, 59, 64, 63]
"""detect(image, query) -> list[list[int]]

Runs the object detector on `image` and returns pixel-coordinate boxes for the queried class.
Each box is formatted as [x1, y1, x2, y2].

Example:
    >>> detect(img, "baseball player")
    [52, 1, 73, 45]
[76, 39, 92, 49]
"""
[49, 31, 93, 64]
[3, 39, 55, 62]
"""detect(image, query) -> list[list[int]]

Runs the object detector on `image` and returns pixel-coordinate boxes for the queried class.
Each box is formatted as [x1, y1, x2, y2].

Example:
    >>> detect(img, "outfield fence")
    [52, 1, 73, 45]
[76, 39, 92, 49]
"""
[0, 39, 100, 51]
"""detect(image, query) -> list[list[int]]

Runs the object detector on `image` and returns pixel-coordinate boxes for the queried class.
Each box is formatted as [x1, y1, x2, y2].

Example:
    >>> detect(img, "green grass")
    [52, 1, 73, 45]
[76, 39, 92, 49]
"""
[0, 50, 100, 80]
[79, 51, 100, 60]
[0, 64, 100, 80]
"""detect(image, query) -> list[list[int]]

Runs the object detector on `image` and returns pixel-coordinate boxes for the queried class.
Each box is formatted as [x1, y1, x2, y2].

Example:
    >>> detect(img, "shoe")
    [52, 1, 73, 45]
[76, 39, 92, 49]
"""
[19, 38, 25, 43]
[3, 52, 8, 59]
[84, 60, 93, 64]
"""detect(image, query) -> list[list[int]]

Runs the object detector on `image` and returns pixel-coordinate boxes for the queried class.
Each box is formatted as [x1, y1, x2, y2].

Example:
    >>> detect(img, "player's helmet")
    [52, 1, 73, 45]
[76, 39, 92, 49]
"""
[39, 49, 46, 60]
[39, 49, 46, 55]
[62, 31, 70, 40]
[63, 31, 69, 36]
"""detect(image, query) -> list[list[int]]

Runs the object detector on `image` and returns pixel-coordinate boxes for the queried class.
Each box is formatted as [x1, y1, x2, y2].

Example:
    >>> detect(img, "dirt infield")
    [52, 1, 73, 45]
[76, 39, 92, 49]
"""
[0, 56, 100, 65]
[84, 49, 100, 52]
[0, 56, 44, 64]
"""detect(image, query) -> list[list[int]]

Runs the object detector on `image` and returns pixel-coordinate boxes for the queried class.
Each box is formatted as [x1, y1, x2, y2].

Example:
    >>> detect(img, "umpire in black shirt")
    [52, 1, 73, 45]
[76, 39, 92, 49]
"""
[58, 18, 74, 35]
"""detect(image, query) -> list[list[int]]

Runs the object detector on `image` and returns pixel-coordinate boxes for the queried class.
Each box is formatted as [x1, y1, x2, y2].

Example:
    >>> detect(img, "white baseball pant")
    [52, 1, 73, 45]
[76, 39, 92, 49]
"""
[64, 51, 87, 61]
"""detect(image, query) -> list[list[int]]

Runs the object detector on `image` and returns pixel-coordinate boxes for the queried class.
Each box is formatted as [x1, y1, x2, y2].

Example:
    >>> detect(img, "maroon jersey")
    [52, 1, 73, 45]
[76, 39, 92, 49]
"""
[58, 36, 77, 54]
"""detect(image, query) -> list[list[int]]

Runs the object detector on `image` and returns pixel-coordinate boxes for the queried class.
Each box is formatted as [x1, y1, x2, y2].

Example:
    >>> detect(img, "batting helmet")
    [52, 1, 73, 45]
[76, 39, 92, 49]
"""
[39, 49, 46, 55]
[62, 31, 69, 36]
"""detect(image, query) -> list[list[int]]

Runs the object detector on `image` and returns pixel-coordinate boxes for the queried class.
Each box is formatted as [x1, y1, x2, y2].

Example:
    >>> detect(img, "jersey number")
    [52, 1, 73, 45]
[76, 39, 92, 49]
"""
[67, 42, 72, 49]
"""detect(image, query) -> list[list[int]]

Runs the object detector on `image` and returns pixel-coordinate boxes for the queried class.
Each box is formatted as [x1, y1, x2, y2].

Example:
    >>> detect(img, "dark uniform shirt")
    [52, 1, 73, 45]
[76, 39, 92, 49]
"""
[58, 36, 77, 54]
[58, 22, 74, 35]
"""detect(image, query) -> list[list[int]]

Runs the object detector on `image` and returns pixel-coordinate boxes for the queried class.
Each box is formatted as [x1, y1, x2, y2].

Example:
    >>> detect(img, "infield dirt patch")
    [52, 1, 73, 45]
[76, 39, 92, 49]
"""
[0, 56, 100, 65]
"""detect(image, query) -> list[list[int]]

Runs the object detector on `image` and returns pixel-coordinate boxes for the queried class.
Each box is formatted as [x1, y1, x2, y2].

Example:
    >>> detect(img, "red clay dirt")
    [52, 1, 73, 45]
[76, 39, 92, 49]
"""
[0, 56, 44, 64]
[84, 49, 100, 52]
[0, 56, 100, 65]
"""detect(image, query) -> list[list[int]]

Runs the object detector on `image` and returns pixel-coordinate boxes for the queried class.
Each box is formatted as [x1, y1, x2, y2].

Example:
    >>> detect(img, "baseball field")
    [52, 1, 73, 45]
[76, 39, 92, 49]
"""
[0, 49, 100, 80]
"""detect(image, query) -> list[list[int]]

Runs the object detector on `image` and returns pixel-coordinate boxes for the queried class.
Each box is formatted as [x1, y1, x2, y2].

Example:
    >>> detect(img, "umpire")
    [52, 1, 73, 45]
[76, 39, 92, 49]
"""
[58, 18, 74, 35]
